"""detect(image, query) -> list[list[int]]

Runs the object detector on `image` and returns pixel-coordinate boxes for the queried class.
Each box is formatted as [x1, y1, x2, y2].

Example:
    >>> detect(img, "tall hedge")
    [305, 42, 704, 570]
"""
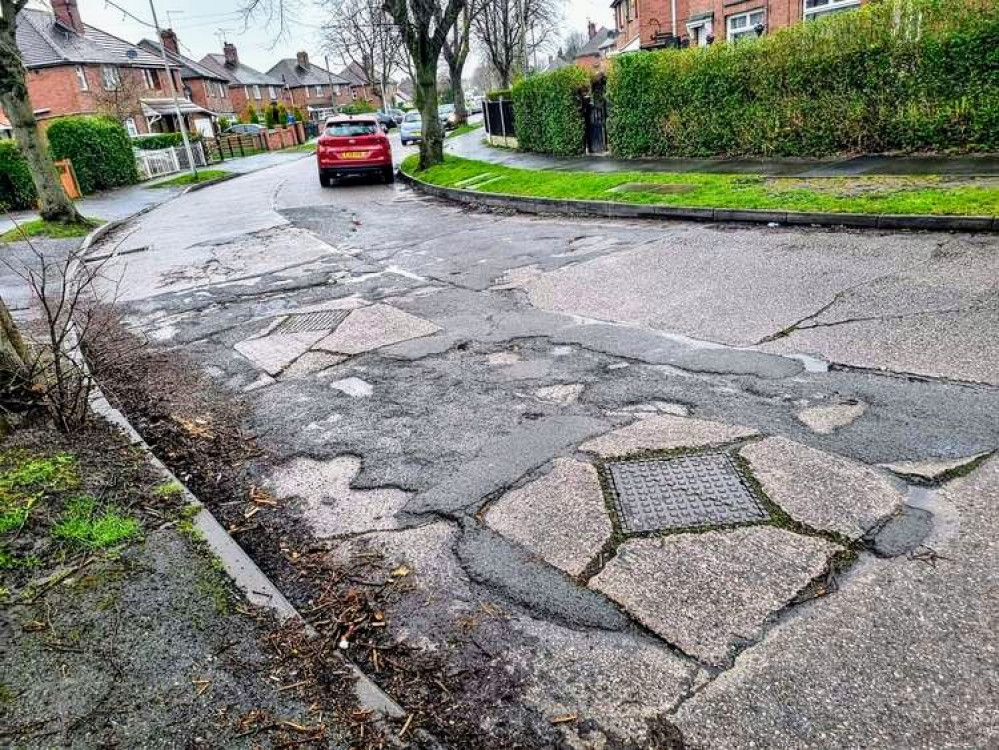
[608, 0, 999, 157]
[47, 116, 139, 193]
[0, 140, 36, 211]
[512, 66, 590, 156]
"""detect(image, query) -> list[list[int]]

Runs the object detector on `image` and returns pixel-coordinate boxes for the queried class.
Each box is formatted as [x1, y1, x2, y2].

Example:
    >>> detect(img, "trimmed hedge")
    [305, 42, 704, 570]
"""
[0, 140, 36, 211]
[48, 116, 138, 193]
[512, 67, 590, 156]
[132, 132, 202, 150]
[608, 0, 999, 157]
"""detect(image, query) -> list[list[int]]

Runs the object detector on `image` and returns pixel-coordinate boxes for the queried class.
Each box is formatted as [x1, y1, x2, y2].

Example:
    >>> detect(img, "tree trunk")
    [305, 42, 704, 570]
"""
[417, 63, 444, 169]
[0, 8, 83, 225]
[450, 62, 467, 125]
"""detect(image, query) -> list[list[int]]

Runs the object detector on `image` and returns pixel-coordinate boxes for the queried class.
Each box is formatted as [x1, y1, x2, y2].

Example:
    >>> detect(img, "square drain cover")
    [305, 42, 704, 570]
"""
[606, 454, 767, 534]
[272, 310, 350, 335]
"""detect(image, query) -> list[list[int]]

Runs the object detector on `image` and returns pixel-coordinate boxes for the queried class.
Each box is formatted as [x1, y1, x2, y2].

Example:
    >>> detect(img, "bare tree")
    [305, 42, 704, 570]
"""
[442, 0, 476, 124]
[562, 29, 588, 60]
[473, 0, 563, 88]
[0, 0, 84, 224]
[322, 0, 403, 111]
[90, 70, 145, 125]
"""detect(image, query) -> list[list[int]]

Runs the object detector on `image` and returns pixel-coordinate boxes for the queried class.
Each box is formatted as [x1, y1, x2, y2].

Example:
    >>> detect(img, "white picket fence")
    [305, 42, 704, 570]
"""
[134, 142, 208, 181]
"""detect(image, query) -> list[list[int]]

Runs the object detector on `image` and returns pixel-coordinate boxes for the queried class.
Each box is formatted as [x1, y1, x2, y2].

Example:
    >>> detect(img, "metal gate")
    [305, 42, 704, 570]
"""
[585, 79, 608, 154]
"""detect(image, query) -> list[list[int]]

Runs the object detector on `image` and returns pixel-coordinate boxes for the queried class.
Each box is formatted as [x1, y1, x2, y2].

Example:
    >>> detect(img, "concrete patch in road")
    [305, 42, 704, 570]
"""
[233, 330, 328, 376]
[580, 414, 757, 458]
[281, 351, 347, 378]
[741, 437, 906, 540]
[329, 377, 374, 398]
[865, 505, 934, 557]
[880, 452, 991, 481]
[590, 528, 842, 667]
[511, 616, 696, 742]
[796, 401, 867, 434]
[315, 303, 440, 355]
[533, 383, 585, 404]
[485, 459, 612, 577]
[269, 456, 410, 537]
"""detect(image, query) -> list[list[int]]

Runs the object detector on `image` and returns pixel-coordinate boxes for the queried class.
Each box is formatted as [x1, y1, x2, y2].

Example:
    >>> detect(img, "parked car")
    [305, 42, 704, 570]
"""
[399, 112, 423, 146]
[317, 116, 394, 186]
[466, 99, 482, 115]
[376, 111, 397, 129]
[389, 108, 406, 124]
[224, 123, 267, 135]
[438, 103, 456, 130]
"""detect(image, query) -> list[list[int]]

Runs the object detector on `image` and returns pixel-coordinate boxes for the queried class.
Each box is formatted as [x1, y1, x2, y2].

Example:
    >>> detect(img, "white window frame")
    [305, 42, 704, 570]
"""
[101, 65, 120, 90]
[687, 18, 714, 46]
[124, 117, 138, 137]
[142, 68, 155, 89]
[803, 0, 861, 19]
[726, 9, 765, 42]
[314, 84, 325, 96]
[253, 84, 262, 100]
[268, 85, 277, 99]
[75, 65, 89, 91]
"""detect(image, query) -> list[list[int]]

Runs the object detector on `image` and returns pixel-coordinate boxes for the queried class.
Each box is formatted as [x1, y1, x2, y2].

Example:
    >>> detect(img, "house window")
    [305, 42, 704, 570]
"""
[142, 69, 160, 89]
[803, 0, 861, 19]
[687, 18, 714, 46]
[314, 84, 324, 96]
[101, 65, 120, 90]
[726, 10, 765, 42]
[244, 85, 250, 99]
[351, 87, 358, 100]
[75, 65, 89, 91]
[268, 85, 277, 99]
[253, 84, 262, 100]
[125, 117, 138, 137]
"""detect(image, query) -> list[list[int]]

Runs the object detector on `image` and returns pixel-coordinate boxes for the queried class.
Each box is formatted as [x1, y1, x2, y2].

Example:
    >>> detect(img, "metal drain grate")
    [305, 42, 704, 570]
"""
[606, 454, 767, 534]
[271, 310, 350, 335]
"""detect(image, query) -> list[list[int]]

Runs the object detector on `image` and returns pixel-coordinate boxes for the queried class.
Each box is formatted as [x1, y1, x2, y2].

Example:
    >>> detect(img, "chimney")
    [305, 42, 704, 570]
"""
[223, 42, 238, 67]
[52, 0, 84, 35]
[159, 28, 179, 55]
[296, 51, 310, 69]
[588, 21, 597, 39]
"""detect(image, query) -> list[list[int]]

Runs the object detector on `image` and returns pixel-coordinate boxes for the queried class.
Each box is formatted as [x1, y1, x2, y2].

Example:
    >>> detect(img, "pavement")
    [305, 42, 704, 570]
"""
[0, 148, 310, 235]
[83, 147, 999, 747]
[447, 130, 999, 177]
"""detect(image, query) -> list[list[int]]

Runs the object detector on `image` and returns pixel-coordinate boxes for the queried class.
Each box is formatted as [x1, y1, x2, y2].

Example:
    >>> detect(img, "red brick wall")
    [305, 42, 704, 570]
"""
[614, 0, 642, 49]
[188, 78, 234, 117]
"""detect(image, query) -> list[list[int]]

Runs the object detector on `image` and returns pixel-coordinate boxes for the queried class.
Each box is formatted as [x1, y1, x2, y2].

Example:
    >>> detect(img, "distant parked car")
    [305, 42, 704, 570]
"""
[317, 116, 394, 186]
[466, 99, 482, 115]
[389, 108, 406, 124]
[376, 111, 397, 129]
[224, 123, 267, 135]
[437, 103, 456, 130]
[399, 112, 422, 146]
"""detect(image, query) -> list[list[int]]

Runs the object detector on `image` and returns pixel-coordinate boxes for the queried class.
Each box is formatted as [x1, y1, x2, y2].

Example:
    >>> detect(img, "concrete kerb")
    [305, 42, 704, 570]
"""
[398, 170, 998, 233]
[72, 208, 411, 727]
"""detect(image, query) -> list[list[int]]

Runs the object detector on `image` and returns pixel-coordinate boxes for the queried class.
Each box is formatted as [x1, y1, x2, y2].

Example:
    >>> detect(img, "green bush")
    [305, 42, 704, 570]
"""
[292, 107, 305, 124]
[608, 0, 999, 157]
[47, 116, 138, 194]
[132, 132, 202, 150]
[512, 67, 590, 156]
[342, 101, 377, 114]
[0, 141, 36, 211]
[243, 104, 260, 124]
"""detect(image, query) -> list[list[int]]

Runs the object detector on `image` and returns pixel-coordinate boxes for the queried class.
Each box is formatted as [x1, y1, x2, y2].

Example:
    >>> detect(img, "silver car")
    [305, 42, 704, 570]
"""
[399, 112, 422, 146]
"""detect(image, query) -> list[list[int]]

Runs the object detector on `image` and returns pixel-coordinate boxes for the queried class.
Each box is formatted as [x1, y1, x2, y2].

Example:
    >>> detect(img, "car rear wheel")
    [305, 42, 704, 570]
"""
[382, 167, 395, 184]
[401, 139, 410, 147]
[319, 172, 332, 188]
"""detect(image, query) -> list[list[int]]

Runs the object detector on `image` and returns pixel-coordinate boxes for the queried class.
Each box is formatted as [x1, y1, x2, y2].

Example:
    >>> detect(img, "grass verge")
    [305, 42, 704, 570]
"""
[0, 218, 100, 243]
[402, 154, 999, 216]
[149, 169, 230, 188]
[447, 122, 484, 139]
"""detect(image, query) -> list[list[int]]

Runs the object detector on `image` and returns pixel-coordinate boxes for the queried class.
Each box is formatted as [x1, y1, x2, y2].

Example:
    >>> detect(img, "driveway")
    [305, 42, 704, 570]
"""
[92, 156, 999, 747]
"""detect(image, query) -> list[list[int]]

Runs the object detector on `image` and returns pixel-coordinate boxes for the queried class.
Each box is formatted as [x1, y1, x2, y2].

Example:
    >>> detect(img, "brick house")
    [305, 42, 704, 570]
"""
[574, 22, 619, 72]
[337, 62, 388, 109]
[200, 43, 293, 120]
[613, 0, 864, 50]
[267, 53, 351, 121]
[0, 0, 201, 137]
[137, 29, 235, 134]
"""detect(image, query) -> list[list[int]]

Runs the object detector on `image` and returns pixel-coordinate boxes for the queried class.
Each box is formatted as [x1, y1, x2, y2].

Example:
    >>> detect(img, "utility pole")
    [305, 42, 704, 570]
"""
[148, 0, 198, 179]
[518, 0, 528, 76]
[325, 55, 339, 115]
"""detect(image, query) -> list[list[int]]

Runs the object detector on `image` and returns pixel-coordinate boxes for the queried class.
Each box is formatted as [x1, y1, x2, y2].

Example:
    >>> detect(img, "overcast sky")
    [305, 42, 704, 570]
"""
[31, 0, 614, 74]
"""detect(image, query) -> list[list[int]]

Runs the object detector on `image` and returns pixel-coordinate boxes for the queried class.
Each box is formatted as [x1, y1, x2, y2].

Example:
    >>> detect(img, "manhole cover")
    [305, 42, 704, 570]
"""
[606, 454, 768, 534]
[608, 182, 695, 195]
[272, 310, 350, 335]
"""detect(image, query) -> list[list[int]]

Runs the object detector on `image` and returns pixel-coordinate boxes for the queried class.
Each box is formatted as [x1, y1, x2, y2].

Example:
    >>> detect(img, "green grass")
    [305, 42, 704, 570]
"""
[290, 140, 318, 153]
[447, 122, 484, 139]
[402, 155, 999, 216]
[51, 496, 140, 550]
[0, 218, 99, 243]
[150, 169, 230, 188]
[0, 453, 78, 493]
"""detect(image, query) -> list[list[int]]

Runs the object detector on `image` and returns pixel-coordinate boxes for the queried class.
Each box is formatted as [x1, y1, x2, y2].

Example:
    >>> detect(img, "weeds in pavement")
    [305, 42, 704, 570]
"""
[51, 495, 140, 550]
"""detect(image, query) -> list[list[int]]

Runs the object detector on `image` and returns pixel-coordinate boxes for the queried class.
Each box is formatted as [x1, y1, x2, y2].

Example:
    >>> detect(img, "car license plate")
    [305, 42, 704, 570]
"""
[341, 151, 367, 159]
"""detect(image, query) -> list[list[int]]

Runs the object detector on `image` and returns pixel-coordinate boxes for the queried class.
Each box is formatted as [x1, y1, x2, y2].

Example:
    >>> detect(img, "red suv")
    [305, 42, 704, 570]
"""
[317, 116, 394, 187]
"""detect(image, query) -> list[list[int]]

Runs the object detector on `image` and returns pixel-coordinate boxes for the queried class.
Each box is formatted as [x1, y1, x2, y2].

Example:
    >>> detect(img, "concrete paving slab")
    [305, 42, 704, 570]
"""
[675, 459, 999, 749]
[580, 414, 757, 457]
[511, 616, 696, 742]
[269, 456, 410, 537]
[315, 303, 440, 355]
[880, 452, 991, 481]
[233, 330, 328, 376]
[796, 401, 867, 434]
[590, 528, 842, 667]
[741, 437, 906, 540]
[486, 459, 612, 577]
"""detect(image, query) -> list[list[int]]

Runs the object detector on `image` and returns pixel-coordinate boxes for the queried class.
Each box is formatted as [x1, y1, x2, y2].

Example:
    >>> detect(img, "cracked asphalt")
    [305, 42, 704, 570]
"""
[94, 155, 999, 748]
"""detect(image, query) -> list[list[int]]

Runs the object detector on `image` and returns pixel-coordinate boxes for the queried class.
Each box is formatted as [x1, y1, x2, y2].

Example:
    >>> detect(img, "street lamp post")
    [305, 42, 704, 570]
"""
[147, 0, 197, 179]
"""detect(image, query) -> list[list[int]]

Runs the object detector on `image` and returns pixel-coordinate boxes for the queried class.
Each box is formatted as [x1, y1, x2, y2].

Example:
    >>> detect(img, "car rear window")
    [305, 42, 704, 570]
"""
[404, 113, 421, 123]
[324, 122, 378, 136]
